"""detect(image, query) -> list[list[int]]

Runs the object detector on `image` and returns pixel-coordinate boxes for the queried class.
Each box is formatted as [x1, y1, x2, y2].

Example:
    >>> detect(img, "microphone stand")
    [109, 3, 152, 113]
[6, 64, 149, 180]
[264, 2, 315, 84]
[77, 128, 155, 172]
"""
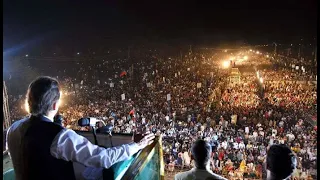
[91, 126, 98, 145]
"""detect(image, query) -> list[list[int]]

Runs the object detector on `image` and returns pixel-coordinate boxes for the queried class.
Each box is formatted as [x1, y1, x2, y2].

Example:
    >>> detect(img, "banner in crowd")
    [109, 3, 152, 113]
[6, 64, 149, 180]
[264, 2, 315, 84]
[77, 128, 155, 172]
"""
[231, 115, 237, 124]
[110, 83, 114, 88]
[121, 94, 125, 100]
[167, 94, 171, 101]
[197, 83, 202, 88]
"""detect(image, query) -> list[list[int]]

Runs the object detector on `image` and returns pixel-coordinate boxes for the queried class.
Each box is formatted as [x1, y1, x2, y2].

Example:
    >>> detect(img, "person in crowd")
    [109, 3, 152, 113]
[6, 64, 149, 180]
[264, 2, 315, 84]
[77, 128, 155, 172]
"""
[266, 144, 297, 180]
[175, 139, 227, 180]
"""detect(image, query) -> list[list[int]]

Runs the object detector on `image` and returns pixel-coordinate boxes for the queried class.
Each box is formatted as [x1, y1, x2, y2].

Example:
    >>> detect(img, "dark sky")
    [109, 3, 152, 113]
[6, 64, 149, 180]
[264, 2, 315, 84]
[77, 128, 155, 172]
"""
[3, 0, 317, 51]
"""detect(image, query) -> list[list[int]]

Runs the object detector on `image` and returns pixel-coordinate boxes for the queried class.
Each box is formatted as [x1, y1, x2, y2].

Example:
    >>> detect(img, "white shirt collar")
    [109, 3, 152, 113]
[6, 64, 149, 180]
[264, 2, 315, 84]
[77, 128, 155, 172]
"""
[43, 115, 54, 122]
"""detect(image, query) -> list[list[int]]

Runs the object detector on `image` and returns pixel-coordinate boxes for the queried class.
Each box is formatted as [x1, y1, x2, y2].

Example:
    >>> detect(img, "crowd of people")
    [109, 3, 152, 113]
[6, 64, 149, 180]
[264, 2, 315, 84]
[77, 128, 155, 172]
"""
[7, 49, 317, 179]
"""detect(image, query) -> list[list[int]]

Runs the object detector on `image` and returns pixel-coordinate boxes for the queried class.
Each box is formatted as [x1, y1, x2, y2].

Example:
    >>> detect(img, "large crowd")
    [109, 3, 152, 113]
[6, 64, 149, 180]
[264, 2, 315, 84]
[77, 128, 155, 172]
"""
[7, 49, 317, 179]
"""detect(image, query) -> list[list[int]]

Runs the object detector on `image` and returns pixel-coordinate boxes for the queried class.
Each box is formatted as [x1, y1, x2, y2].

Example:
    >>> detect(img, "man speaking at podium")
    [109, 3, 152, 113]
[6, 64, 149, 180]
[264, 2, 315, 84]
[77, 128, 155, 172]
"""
[6, 76, 155, 180]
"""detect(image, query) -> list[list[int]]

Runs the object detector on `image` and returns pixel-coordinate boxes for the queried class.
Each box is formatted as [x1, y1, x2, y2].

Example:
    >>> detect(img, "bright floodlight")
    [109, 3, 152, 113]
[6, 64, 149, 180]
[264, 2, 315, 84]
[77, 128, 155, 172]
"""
[250, 49, 252, 51]
[77, 52, 80, 55]
[244, 56, 248, 60]
[266, 55, 269, 58]
[224, 50, 228, 52]
[256, 51, 259, 54]
[25, 54, 29, 57]
[259, 77, 263, 83]
[222, 61, 230, 68]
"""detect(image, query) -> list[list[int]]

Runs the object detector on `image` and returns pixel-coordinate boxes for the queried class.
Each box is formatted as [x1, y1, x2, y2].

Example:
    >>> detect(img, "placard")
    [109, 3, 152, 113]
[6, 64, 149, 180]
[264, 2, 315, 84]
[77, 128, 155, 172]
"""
[167, 94, 171, 101]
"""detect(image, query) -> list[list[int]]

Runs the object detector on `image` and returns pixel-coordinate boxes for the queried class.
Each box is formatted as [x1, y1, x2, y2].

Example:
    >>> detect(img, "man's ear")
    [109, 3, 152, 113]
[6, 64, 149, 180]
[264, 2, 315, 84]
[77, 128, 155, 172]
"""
[53, 101, 58, 111]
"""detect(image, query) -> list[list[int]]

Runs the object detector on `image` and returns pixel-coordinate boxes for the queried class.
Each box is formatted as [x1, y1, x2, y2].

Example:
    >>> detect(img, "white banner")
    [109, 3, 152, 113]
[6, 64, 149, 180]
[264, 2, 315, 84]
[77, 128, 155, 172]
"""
[197, 83, 202, 88]
[167, 94, 171, 101]
[121, 94, 125, 100]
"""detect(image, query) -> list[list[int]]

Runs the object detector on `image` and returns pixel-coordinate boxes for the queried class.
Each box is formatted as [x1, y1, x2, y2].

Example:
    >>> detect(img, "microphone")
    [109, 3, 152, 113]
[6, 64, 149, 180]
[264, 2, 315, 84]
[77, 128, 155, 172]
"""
[54, 114, 63, 126]
[78, 117, 106, 127]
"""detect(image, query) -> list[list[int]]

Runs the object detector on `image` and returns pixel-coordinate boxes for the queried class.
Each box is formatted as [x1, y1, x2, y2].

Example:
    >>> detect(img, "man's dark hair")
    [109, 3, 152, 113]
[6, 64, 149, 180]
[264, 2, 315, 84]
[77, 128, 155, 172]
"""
[191, 139, 211, 169]
[266, 144, 297, 179]
[27, 76, 60, 115]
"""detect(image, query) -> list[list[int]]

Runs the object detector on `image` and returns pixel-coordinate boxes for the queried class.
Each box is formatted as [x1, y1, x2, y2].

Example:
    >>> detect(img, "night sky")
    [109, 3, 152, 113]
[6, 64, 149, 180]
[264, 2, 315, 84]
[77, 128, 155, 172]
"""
[3, 0, 317, 52]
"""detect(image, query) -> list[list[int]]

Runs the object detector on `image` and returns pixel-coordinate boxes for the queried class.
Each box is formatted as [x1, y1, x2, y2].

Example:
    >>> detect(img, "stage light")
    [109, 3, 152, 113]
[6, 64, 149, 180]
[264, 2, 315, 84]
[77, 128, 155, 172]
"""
[244, 56, 248, 60]
[222, 61, 230, 68]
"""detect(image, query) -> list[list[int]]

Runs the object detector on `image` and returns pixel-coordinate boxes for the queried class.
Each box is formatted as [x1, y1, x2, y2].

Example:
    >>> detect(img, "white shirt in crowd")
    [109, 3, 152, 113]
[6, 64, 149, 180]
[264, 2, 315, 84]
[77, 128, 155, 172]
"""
[183, 152, 191, 167]
[239, 142, 245, 149]
[279, 120, 284, 127]
[253, 131, 258, 138]
[245, 127, 249, 134]
[233, 142, 239, 149]
[175, 168, 227, 180]
[221, 141, 228, 150]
